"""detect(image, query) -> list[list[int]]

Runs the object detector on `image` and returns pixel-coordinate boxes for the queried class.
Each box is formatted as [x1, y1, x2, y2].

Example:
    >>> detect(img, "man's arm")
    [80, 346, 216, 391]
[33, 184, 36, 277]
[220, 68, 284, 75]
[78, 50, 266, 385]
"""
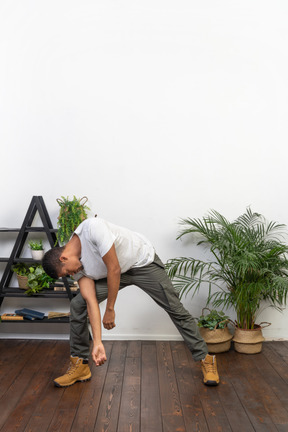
[102, 244, 121, 330]
[79, 276, 107, 366]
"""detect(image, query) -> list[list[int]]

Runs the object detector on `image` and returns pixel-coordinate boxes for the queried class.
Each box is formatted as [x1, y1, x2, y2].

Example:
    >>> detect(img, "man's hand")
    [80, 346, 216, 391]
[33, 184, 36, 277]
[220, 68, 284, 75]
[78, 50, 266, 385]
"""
[92, 342, 107, 366]
[103, 309, 116, 330]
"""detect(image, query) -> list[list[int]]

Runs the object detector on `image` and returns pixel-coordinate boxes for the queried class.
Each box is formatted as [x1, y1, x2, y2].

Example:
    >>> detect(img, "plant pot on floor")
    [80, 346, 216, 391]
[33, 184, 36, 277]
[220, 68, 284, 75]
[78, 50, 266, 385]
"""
[233, 323, 270, 354]
[197, 308, 233, 353]
[200, 325, 233, 353]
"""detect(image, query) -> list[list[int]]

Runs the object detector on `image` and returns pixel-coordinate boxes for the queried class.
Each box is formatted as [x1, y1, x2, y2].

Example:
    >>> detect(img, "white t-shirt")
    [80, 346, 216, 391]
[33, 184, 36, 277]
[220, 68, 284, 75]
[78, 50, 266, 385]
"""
[73, 217, 155, 281]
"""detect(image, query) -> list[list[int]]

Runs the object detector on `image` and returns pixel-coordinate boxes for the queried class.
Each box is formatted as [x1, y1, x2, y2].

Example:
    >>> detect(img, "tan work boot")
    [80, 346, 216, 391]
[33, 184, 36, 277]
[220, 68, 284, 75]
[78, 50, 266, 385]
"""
[54, 356, 92, 387]
[201, 354, 220, 386]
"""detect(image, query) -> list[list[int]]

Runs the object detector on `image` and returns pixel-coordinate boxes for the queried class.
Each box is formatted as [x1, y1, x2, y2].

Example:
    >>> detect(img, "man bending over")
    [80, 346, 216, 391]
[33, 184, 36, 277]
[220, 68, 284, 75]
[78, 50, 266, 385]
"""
[42, 216, 220, 387]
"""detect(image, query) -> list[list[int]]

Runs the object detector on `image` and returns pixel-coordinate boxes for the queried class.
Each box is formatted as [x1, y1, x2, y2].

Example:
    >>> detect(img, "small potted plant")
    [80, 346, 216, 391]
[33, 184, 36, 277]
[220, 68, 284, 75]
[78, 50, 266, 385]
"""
[28, 240, 44, 260]
[12, 263, 55, 295]
[197, 308, 232, 353]
[12, 263, 29, 289]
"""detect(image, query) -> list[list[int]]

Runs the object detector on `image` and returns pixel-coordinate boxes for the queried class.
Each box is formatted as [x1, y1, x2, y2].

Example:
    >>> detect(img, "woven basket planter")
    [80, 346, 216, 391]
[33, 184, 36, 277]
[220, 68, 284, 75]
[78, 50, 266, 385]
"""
[199, 326, 233, 354]
[233, 323, 270, 354]
[17, 275, 29, 290]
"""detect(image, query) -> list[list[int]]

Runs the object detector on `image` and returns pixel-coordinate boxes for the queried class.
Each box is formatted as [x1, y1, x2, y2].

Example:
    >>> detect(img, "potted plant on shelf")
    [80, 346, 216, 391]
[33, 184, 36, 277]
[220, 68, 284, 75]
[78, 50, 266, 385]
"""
[197, 308, 232, 353]
[12, 264, 56, 295]
[12, 263, 29, 289]
[165, 208, 288, 354]
[28, 240, 44, 260]
[56, 196, 90, 245]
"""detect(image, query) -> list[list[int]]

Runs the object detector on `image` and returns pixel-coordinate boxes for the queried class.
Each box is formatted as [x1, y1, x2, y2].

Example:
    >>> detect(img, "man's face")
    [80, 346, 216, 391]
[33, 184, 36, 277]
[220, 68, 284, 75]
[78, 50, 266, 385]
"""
[58, 255, 84, 277]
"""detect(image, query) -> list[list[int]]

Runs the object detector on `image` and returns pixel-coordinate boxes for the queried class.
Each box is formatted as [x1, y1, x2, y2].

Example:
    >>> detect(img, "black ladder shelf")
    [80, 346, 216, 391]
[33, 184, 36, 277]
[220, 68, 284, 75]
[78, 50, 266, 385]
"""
[0, 196, 76, 322]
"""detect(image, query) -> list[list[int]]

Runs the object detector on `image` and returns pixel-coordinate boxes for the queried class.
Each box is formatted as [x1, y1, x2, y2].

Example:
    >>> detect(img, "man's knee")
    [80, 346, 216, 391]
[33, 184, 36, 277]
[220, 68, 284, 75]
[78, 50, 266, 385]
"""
[70, 294, 87, 316]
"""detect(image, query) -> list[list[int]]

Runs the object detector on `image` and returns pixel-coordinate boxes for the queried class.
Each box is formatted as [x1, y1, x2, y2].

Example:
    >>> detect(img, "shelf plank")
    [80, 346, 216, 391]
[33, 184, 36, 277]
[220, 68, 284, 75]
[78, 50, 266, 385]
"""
[0, 228, 57, 232]
[0, 317, 70, 323]
[0, 258, 43, 263]
[26, 227, 57, 232]
[0, 288, 79, 298]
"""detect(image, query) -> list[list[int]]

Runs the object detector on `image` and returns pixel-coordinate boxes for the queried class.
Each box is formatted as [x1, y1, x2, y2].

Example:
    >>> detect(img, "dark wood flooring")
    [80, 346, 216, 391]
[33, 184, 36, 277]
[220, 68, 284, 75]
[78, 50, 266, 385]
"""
[0, 339, 288, 431]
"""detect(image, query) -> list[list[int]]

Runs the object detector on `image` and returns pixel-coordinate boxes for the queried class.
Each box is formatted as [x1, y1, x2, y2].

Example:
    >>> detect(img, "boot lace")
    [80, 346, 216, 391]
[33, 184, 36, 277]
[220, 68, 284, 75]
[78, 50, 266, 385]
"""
[204, 360, 216, 374]
[202, 356, 216, 373]
[66, 359, 80, 375]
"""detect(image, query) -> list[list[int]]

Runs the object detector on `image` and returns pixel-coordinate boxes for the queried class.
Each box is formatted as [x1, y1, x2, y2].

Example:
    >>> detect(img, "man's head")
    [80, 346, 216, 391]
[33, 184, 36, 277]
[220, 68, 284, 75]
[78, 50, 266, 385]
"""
[42, 247, 83, 279]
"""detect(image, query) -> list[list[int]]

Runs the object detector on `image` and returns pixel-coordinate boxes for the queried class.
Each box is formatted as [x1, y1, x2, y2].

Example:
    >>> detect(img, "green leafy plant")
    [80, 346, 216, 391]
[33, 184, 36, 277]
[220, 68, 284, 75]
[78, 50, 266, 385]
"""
[166, 208, 288, 330]
[12, 263, 29, 276]
[28, 240, 43, 250]
[56, 196, 90, 245]
[198, 308, 230, 330]
[26, 265, 56, 295]
[12, 264, 56, 295]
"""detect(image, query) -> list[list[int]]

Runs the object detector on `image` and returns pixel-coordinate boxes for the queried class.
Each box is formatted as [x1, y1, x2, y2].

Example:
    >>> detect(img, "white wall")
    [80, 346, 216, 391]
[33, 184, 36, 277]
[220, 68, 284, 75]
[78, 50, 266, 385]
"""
[0, 0, 288, 341]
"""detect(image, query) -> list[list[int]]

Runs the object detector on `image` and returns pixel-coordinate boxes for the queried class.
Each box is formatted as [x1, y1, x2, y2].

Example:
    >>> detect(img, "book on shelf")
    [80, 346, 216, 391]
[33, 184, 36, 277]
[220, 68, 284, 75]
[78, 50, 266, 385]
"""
[1, 313, 24, 321]
[53, 286, 79, 292]
[15, 308, 45, 320]
[48, 312, 70, 319]
[53, 280, 79, 292]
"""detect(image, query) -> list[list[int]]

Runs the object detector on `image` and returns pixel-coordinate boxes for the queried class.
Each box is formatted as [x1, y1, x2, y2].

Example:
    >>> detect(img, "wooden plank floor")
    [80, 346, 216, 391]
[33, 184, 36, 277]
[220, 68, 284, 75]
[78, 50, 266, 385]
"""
[0, 340, 288, 432]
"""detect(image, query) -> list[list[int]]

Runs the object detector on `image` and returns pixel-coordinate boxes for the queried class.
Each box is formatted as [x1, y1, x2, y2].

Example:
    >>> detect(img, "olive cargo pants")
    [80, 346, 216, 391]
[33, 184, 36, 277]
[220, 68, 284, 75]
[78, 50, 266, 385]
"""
[70, 255, 208, 361]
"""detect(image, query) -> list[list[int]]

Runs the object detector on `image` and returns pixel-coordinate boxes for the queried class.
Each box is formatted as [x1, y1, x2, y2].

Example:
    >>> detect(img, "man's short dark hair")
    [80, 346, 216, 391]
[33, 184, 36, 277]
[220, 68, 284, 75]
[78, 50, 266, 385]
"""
[42, 247, 65, 279]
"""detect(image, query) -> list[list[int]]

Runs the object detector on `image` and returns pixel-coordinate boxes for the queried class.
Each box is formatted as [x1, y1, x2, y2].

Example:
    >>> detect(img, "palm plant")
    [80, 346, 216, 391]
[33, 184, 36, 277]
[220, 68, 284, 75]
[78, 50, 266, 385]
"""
[165, 208, 288, 329]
